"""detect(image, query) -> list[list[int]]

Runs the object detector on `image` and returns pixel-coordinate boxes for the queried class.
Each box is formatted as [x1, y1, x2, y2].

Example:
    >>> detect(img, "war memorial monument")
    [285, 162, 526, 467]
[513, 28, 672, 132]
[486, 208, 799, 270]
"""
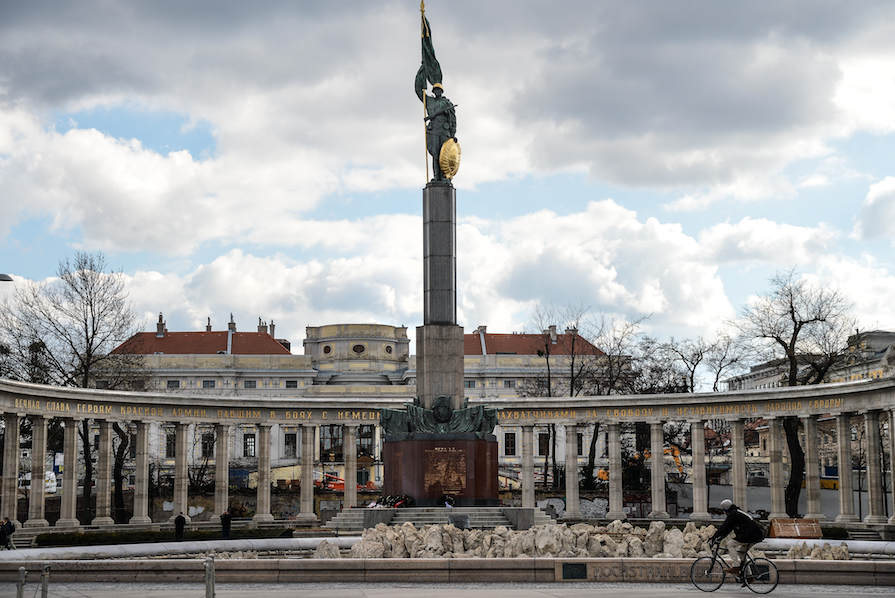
[380, 3, 500, 506]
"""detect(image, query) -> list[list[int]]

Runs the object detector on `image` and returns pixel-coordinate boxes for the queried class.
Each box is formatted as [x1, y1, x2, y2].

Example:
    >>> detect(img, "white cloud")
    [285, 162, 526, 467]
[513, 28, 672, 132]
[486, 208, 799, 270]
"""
[813, 254, 895, 331]
[852, 176, 895, 241]
[699, 218, 840, 264]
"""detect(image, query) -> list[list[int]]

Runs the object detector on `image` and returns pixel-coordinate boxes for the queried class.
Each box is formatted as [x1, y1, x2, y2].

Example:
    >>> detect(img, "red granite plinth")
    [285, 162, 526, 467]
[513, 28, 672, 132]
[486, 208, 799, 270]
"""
[382, 434, 499, 506]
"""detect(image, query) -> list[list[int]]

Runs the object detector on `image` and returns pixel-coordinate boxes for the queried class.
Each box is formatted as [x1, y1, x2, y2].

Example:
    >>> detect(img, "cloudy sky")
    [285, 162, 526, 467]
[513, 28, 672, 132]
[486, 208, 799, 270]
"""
[2, 0, 895, 353]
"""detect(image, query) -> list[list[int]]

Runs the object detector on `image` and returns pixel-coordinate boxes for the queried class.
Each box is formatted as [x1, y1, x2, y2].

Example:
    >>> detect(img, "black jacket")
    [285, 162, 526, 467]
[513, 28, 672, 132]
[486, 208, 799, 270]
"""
[711, 506, 765, 543]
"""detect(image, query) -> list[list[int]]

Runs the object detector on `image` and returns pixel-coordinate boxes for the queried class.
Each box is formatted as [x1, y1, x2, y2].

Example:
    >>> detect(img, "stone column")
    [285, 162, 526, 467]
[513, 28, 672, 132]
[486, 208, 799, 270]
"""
[802, 415, 825, 520]
[253, 423, 274, 522]
[562, 424, 581, 519]
[296, 424, 318, 525]
[521, 424, 535, 508]
[835, 413, 858, 522]
[171, 422, 191, 523]
[690, 420, 711, 521]
[889, 410, 895, 525]
[606, 423, 626, 520]
[1, 413, 21, 524]
[731, 419, 747, 510]
[344, 424, 358, 509]
[648, 421, 668, 518]
[767, 418, 787, 520]
[57, 418, 81, 527]
[129, 421, 151, 524]
[212, 423, 230, 523]
[863, 411, 887, 524]
[93, 420, 114, 525]
[25, 414, 49, 527]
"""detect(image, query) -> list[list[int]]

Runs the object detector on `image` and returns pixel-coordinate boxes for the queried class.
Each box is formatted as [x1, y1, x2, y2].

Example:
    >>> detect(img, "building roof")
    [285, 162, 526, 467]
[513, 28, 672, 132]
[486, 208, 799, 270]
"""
[463, 330, 603, 357]
[113, 331, 291, 356]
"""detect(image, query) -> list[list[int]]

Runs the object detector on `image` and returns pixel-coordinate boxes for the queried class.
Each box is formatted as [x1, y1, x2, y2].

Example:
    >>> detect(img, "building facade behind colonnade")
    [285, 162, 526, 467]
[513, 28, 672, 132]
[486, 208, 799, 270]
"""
[1, 317, 894, 535]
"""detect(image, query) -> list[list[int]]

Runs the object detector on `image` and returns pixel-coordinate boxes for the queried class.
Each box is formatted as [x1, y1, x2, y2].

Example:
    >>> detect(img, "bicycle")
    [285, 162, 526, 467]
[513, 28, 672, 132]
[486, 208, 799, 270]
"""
[690, 538, 779, 594]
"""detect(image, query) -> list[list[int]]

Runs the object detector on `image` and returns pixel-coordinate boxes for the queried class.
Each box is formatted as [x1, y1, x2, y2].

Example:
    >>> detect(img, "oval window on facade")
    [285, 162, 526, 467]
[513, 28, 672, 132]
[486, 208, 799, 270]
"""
[352, 344, 366, 354]
[385, 345, 393, 354]
[323, 345, 332, 355]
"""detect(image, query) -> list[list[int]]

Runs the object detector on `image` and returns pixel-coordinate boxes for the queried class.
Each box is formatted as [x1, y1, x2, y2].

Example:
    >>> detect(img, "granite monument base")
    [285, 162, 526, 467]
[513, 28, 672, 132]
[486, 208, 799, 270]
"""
[382, 433, 499, 506]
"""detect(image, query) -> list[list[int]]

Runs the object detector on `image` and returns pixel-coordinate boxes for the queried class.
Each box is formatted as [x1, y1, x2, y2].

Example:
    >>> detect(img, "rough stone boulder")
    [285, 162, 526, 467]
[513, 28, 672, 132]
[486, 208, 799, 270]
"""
[313, 540, 341, 559]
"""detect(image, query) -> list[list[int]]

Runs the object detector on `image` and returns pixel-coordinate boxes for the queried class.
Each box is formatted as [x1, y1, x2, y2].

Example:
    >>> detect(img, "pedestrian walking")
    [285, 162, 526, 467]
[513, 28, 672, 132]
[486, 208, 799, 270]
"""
[174, 512, 186, 541]
[220, 509, 232, 540]
[1, 517, 16, 550]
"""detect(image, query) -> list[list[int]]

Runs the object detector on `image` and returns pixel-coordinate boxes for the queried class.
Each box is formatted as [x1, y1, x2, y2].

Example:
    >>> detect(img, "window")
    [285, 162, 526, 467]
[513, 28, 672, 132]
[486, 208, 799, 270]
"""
[504, 432, 516, 456]
[202, 433, 215, 458]
[538, 433, 550, 456]
[320, 425, 343, 462]
[503, 380, 515, 389]
[284, 433, 297, 458]
[851, 427, 858, 441]
[243, 380, 257, 389]
[244, 433, 256, 457]
[464, 380, 476, 388]
[166, 380, 180, 389]
[537, 379, 548, 389]
[577, 432, 583, 456]
[166, 430, 176, 459]
[202, 380, 216, 389]
[358, 425, 375, 456]
[286, 380, 298, 389]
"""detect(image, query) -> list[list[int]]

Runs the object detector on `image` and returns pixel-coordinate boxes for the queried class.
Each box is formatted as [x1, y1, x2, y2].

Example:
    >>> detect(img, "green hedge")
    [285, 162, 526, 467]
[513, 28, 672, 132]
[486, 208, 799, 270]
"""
[35, 527, 294, 548]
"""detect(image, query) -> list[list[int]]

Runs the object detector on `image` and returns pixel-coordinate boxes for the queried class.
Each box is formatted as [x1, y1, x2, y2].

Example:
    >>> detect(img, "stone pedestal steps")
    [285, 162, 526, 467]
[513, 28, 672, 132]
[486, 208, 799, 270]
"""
[324, 507, 555, 532]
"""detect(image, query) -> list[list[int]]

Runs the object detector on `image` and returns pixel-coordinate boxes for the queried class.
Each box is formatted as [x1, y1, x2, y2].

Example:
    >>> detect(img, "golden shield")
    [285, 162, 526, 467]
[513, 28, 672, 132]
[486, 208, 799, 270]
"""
[439, 138, 461, 179]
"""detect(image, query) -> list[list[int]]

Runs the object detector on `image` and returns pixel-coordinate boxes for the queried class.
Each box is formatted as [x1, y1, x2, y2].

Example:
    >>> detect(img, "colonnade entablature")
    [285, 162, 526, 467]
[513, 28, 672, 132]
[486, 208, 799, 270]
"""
[3, 377, 894, 427]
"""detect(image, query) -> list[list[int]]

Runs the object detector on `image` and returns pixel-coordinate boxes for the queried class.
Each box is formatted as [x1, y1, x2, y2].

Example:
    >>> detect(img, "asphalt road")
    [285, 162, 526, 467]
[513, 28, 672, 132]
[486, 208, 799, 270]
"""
[1, 582, 892, 598]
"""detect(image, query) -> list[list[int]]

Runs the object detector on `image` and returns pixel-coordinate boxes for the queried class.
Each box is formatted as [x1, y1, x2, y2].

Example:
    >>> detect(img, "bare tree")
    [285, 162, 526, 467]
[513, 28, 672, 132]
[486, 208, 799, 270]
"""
[731, 267, 858, 517]
[0, 251, 148, 522]
[705, 332, 744, 391]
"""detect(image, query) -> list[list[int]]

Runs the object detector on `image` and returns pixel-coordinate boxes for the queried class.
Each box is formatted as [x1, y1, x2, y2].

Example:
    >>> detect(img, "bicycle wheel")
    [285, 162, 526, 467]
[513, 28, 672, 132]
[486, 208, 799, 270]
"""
[743, 557, 778, 594]
[691, 556, 725, 592]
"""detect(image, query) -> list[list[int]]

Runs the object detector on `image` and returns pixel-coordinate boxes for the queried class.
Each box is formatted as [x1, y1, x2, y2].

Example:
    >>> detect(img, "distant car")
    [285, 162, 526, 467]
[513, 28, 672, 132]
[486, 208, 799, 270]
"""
[19, 471, 58, 494]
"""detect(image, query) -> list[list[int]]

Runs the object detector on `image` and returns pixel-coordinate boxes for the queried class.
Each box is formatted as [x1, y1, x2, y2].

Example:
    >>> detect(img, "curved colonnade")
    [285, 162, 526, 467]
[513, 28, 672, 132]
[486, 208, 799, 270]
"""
[1, 377, 894, 529]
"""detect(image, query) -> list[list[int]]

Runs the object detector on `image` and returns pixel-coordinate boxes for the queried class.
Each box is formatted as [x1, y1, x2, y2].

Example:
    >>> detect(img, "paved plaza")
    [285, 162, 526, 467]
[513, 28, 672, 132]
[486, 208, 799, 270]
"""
[1, 582, 893, 598]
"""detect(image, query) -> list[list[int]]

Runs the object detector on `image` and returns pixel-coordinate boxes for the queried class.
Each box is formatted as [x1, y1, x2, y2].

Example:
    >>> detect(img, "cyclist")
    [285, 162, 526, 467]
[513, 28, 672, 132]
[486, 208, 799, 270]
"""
[710, 499, 765, 576]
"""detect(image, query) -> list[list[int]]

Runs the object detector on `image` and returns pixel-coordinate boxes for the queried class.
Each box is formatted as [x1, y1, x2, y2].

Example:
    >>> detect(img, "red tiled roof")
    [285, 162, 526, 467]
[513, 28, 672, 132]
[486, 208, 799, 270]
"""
[112, 332, 291, 355]
[463, 332, 603, 356]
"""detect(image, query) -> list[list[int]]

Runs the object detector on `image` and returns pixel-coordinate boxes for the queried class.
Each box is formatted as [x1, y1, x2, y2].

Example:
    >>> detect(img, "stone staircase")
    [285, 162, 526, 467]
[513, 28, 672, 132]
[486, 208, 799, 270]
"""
[324, 507, 554, 533]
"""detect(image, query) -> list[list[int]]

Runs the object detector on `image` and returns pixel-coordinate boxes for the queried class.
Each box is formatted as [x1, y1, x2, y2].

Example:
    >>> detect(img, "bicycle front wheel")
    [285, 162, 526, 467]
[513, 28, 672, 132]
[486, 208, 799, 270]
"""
[743, 557, 778, 594]
[691, 556, 725, 592]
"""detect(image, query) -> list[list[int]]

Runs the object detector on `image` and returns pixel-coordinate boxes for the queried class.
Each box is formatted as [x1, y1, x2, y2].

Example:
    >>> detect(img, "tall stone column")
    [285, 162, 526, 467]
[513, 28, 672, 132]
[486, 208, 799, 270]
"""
[25, 414, 49, 527]
[171, 422, 191, 523]
[835, 413, 858, 522]
[296, 424, 318, 525]
[802, 415, 824, 520]
[863, 411, 887, 524]
[606, 423, 626, 520]
[129, 421, 151, 524]
[731, 419, 747, 510]
[521, 424, 535, 508]
[648, 421, 668, 518]
[254, 423, 274, 522]
[690, 420, 710, 521]
[562, 424, 581, 519]
[93, 420, 114, 525]
[2, 413, 21, 524]
[767, 418, 787, 520]
[212, 423, 230, 523]
[889, 410, 895, 525]
[344, 424, 358, 509]
[57, 418, 81, 527]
